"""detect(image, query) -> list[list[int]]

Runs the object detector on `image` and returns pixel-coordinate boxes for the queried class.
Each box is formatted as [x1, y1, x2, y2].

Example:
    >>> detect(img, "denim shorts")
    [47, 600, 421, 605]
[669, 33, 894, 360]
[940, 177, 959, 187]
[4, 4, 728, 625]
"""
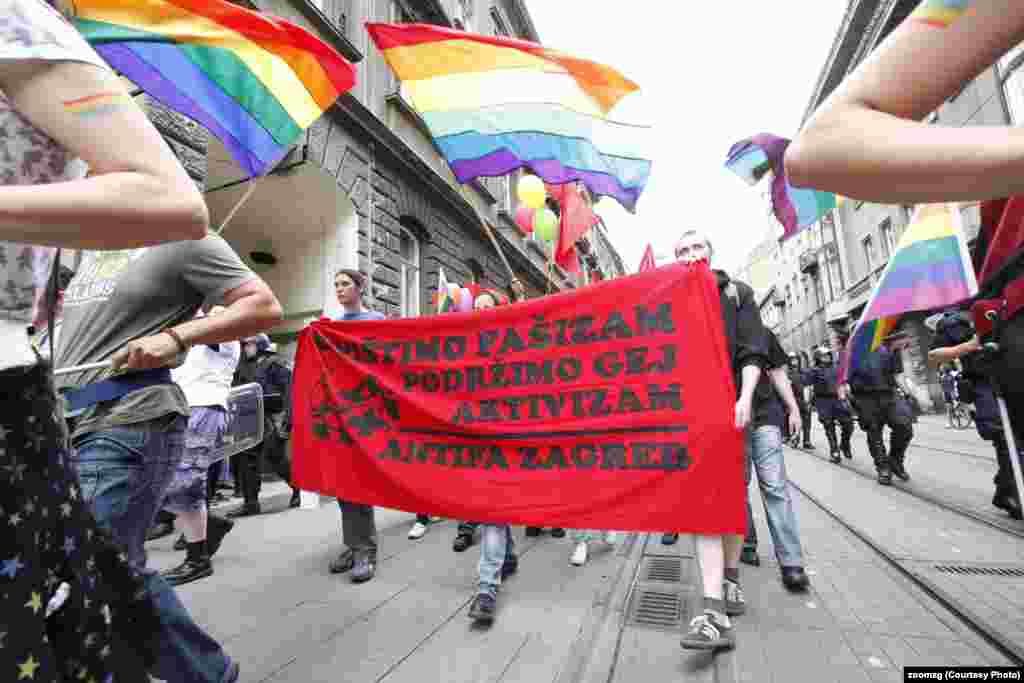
[163, 407, 227, 514]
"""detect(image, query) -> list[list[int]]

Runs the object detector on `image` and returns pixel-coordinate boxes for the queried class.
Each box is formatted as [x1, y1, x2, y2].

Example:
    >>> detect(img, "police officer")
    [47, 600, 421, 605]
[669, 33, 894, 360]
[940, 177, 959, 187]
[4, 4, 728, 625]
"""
[929, 310, 1023, 520]
[843, 341, 914, 485]
[808, 347, 855, 464]
[785, 352, 813, 449]
[227, 334, 299, 517]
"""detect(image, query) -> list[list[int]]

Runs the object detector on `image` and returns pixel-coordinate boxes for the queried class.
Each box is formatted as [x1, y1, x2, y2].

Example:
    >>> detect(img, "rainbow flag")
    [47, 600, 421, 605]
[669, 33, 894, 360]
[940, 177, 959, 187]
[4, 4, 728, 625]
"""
[725, 133, 837, 241]
[910, 0, 971, 28]
[73, 0, 356, 178]
[365, 23, 652, 213]
[838, 204, 978, 383]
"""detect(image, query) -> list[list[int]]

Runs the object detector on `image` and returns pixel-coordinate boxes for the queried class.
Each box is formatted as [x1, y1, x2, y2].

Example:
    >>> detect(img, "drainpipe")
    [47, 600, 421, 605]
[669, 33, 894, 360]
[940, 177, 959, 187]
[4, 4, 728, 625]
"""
[366, 141, 377, 306]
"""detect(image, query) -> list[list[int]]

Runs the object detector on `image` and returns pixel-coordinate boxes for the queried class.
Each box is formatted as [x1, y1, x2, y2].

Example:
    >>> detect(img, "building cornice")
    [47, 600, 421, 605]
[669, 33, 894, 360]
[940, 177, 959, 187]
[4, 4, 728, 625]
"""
[288, 0, 364, 63]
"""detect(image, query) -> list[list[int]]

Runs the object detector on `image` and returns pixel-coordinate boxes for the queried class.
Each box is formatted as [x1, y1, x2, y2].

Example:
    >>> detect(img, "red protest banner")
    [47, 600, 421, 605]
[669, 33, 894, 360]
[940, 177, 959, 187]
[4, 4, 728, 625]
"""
[291, 262, 745, 534]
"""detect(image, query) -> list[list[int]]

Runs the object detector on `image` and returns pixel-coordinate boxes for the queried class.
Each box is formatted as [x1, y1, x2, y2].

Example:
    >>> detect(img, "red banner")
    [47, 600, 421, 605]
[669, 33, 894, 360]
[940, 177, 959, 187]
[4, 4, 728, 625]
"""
[291, 262, 745, 533]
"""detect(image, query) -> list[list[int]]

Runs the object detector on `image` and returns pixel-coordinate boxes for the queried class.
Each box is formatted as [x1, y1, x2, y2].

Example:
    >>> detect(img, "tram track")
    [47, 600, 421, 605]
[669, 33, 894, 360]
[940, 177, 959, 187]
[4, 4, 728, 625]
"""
[791, 444, 1024, 540]
[787, 475, 1024, 666]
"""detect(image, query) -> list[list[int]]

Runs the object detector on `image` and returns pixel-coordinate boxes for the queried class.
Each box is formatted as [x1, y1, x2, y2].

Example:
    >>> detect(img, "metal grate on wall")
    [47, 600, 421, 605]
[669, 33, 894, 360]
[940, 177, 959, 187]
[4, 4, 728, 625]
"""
[933, 565, 1024, 578]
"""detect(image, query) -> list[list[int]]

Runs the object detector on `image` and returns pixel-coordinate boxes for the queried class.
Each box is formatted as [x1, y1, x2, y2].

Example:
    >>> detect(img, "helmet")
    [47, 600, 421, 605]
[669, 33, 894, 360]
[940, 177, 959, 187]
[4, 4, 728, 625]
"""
[813, 346, 833, 366]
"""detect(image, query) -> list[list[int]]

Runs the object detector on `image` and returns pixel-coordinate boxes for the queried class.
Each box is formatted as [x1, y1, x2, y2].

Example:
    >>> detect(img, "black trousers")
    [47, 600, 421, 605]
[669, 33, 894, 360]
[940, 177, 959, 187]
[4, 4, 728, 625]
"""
[852, 392, 913, 468]
[236, 417, 293, 504]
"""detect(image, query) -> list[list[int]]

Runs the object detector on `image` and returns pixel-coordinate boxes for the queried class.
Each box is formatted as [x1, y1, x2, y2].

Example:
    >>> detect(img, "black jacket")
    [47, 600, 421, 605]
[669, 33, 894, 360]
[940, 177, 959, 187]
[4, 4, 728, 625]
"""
[715, 270, 780, 428]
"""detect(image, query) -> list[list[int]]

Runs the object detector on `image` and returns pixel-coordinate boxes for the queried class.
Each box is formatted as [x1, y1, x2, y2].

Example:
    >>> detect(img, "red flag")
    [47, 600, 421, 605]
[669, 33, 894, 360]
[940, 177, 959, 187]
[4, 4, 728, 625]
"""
[291, 262, 745, 533]
[977, 197, 1024, 287]
[547, 182, 597, 273]
[638, 244, 656, 272]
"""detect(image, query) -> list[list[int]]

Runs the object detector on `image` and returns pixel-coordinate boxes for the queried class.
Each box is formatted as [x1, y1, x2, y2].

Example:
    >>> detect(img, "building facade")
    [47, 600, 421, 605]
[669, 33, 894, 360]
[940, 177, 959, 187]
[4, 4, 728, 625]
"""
[102, 0, 624, 361]
[744, 0, 1015, 409]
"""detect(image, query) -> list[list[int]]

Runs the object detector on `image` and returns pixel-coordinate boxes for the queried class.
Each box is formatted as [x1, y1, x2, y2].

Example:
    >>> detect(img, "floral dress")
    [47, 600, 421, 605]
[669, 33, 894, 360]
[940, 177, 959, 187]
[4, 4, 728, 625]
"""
[1, 1, 158, 680]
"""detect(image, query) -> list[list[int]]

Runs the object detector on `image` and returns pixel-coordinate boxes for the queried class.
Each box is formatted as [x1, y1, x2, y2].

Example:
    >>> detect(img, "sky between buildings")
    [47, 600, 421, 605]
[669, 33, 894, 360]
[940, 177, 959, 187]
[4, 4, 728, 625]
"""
[525, 1, 850, 275]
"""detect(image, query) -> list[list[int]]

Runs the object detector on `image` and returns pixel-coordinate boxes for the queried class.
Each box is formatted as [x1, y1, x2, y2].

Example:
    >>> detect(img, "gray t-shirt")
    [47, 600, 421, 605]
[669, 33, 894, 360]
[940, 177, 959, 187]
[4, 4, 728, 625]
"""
[55, 234, 256, 437]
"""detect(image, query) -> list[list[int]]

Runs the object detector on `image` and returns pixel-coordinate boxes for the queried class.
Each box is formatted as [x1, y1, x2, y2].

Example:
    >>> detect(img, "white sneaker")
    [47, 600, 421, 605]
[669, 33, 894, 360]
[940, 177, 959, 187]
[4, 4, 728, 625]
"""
[570, 541, 588, 566]
[408, 521, 428, 540]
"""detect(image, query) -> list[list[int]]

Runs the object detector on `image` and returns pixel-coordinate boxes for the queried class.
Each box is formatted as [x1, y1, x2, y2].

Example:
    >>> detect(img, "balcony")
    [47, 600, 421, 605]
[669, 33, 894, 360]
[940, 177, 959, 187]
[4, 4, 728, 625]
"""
[799, 249, 820, 275]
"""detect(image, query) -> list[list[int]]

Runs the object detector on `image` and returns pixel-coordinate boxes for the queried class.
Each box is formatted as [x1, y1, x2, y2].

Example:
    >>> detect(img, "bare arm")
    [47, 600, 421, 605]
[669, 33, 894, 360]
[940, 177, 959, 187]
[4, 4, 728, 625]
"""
[768, 367, 800, 416]
[735, 363, 762, 429]
[928, 335, 982, 366]
[0, 60, 208, 248]
[787, 0, 1024, 203]
[111, 279, 283, 371]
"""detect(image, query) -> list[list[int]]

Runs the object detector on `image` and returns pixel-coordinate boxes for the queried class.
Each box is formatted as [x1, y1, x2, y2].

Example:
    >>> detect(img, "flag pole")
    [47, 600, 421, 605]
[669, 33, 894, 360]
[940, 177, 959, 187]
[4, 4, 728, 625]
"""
[215, 174, 263, 236]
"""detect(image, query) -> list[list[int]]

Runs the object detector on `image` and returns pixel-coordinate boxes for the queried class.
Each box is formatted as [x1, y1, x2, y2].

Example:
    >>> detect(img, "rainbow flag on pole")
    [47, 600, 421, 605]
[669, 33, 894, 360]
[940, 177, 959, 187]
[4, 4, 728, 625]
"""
[725, 133, 837, 241]
[73, 0, 356, 178]
[838, 204, 978, 383]
[365, 23, 652, 213]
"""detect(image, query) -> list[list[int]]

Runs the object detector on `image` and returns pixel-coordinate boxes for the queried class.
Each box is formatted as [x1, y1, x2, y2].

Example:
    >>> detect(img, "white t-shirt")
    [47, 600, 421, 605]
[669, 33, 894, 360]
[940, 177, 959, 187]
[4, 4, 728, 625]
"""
[171, 341, 242, 409]
[0, 0, 110, 370]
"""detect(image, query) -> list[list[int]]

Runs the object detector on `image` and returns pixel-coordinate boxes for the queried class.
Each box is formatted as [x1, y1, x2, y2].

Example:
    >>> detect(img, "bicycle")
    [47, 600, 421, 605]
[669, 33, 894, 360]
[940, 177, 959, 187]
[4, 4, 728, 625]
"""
[945, 372, 974, 430]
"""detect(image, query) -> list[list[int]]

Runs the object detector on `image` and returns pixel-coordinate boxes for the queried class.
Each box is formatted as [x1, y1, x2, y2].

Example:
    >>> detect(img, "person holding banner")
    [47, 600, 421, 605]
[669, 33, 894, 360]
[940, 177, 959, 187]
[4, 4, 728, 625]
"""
[327, 269, 384, 584]
[674, 230, 772, 652]
[161, 306, 241, 586]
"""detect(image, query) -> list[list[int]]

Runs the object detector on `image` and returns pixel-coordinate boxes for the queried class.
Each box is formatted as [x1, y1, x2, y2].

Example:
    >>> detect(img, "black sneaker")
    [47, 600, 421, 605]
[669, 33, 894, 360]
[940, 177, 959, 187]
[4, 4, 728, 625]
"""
[802, 440, 813, 450]
[329, 549, 354, 574]
[501, 554, 519, 579]
[468, 593, 496, 624]
[351, 553, 375, 583]
[161, 558, 213, 586]
[830, 450, 842, 464]
[550, 528, 566, 538]
[891, 461, 910, 482]
[525, 527, 542, 537]
[680, 612, 734, 651]
[173, 534, 187, 551]
[453, 532, 475, 552]
[992, 494, 1023, 520]
[661, 533, 679, 546]
[877, 469, 893, 486]
[781, 566, 810, 592]
[740, 546, 760, 567]
[842, 444, 853, 459]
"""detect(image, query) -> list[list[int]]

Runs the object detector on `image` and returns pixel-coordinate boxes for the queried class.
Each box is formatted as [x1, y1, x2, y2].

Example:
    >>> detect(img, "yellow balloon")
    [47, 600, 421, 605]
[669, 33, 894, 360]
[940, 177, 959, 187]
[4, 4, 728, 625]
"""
[517, 175, 546, 210]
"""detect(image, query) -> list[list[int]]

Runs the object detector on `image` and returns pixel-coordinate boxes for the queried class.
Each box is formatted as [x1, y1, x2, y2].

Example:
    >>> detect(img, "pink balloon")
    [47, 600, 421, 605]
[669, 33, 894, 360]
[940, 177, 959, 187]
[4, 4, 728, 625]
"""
[459, 287, 474, 312]
[515, 205, 534, 233]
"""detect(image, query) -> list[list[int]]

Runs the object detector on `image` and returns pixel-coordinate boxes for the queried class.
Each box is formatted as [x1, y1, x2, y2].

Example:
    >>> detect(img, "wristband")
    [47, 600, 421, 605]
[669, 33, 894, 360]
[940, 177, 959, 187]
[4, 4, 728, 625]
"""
[162, 327, 189, 354]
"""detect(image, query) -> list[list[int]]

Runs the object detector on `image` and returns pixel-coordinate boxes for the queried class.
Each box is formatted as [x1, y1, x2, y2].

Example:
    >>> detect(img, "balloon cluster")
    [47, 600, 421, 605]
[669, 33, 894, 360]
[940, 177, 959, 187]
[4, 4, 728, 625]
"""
[514, 175, 559, 243]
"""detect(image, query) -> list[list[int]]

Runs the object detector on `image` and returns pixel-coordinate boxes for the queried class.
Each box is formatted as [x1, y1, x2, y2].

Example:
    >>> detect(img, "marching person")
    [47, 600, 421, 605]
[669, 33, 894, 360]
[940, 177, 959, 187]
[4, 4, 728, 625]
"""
[227, 333, 299, 517]
[1, 1, 212, 679]
[161, 306, 240, 586]
[787, 0, 1024, 458]
[466, 288, 519, 625]
[929, 310, 1023, 520]
[785, 352, 813, 449]
[808, 346, 855, 463]
[674, 230, 769, 652]
[327, 269, 383, 584]
[842, 341, 913, 485]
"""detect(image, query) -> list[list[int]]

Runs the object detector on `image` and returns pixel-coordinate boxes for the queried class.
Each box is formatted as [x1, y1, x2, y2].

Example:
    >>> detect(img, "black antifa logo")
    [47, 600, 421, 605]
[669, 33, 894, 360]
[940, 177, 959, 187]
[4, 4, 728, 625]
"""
[311, 340, 400, 445]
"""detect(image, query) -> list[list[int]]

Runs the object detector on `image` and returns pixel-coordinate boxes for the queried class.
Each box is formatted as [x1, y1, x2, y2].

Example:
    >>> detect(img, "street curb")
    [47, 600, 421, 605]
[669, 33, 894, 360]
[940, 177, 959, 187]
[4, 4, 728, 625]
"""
[554, 532, 646, 683]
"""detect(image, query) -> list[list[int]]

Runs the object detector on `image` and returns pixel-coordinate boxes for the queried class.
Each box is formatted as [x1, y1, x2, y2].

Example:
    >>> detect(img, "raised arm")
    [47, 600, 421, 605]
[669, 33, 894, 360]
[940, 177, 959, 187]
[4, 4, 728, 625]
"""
[787, 1, 1024, 203]
[0, 60, 208, 248]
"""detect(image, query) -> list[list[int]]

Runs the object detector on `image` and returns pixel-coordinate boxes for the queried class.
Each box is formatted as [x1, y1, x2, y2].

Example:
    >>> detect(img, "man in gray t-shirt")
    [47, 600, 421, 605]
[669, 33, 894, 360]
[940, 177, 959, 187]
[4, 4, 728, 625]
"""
[55, 233, 282, 683]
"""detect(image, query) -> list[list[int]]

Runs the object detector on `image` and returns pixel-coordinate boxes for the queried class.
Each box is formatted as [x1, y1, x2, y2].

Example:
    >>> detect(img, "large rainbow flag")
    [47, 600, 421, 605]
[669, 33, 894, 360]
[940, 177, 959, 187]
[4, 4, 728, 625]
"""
[838, 203, 978, 383]
[365, 23, 652, 213]
[725, 133, 837, 241]
[73, 0, 356, 178]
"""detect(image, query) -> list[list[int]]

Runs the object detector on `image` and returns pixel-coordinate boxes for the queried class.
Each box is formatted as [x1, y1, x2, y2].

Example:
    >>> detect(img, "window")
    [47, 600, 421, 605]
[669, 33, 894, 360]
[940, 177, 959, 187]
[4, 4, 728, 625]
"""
[880, 218, 896, 258]
[862, 235, 876, 270]
[813, 272, 825, 307]
[827, 255, 843, 300]
[398, 226, 420, 317]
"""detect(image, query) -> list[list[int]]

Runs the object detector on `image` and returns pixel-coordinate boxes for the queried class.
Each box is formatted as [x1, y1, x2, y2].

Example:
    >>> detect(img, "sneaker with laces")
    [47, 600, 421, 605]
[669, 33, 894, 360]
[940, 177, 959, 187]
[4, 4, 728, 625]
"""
[680, 612, 735, 651]
[468, 593, 497, 624]
[569, 542, 588, 566]
[723, 580, 746, 616]
[408, 521, 428, 540]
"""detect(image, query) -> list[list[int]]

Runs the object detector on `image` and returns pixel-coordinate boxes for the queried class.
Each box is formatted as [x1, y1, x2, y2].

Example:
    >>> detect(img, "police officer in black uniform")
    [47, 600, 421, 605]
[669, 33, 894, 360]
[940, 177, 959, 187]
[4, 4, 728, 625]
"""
[227, 334, 299, 517]
[930, 310, 1023, 519]
[845, 342, 914, 485]
[807, 346, 854, 464]
[785, 352, 813, 449]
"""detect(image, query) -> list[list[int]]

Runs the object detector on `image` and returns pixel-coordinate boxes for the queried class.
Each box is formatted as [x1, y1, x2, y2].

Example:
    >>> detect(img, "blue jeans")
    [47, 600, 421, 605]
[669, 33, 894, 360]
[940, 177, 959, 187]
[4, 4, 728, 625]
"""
[745, 425, 804, 567]
[477, 524, 513, 598]
[72, 414, 236, 683]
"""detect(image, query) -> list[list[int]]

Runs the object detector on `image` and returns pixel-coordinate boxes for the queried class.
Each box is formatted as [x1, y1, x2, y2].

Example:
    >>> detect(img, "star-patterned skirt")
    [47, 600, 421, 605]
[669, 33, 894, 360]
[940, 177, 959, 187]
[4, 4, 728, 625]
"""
[1, 362, 159, 682]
